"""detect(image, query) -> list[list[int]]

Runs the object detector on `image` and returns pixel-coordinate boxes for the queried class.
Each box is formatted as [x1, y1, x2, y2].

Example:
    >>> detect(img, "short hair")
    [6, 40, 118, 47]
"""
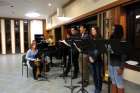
[80, 24, 87, 29]
[71, 25, 79, 31]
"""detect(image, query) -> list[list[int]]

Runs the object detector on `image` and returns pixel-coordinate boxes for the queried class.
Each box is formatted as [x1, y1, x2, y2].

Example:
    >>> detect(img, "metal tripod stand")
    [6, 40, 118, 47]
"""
[76, 51, 88, 93]
[64, 46, 80, 93]
[39, 53, 49, 81]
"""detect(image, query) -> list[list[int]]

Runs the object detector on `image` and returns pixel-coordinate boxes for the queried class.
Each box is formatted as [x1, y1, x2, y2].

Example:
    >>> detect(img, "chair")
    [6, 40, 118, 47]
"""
[22, 54, 29, 77]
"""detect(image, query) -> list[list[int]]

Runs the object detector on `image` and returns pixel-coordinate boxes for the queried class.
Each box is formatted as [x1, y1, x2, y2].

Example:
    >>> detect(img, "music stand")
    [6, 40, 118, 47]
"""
[37, 42, 49, 81]
[74, 39, 90, 93]
[64, 40, 80, 93]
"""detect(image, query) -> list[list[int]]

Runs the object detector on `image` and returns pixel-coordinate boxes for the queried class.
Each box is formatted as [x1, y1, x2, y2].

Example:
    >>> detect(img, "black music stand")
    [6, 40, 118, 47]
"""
[37, 42, 49, 81]
[64, 40, 80, 93]
[75, 39, 90, 93]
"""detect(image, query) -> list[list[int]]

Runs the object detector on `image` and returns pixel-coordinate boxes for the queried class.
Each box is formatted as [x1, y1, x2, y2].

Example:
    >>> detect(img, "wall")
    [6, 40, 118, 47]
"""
[64, 0, 117, 18]
[51, 14, 57, 27]
[124, 68, 140, 85]
[48, 0, 118, 29]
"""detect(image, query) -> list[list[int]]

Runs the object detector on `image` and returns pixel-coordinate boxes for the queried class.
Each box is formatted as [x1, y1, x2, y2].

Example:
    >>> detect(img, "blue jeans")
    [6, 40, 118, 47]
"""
[90, 61, 103, 93]
[109, 65, 124, 88]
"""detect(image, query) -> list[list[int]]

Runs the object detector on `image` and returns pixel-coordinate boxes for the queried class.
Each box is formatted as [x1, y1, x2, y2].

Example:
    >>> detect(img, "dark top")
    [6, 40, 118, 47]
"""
[80, 32, 90, 54]
[109, 40, 129, 67]
[66, 33, 81, 54]
[87, 37, 103, 62]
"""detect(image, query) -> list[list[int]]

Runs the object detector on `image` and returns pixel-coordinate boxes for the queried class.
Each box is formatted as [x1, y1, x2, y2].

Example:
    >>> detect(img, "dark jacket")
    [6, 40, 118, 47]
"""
[109, 40, 129, 67]
[88, 37, 103, 62]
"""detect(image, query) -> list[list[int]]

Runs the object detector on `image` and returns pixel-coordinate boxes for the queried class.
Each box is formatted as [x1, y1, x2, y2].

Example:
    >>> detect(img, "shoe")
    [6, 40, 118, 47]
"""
[72, 74, 78, 79]
[77, 80, 82, 84]
[59, 73, 67, 77]
[33, 77, 38, 80]
[83, 81, 89, 87]
[94, 89, 101, 93]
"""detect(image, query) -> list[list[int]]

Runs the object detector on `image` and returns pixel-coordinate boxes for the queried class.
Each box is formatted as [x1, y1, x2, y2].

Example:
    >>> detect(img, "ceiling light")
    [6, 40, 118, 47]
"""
[136, 15, 140, 19]
[48, 3, 52, 7]
[57, 17, 72, 21]
[25, 12, 40, 18]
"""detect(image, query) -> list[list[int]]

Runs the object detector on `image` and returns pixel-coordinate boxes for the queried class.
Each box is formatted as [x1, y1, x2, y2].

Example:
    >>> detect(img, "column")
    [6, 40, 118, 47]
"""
[1, 19, 6, 54]
[20, 20, 24, 53]
[11, 20, 15, 54]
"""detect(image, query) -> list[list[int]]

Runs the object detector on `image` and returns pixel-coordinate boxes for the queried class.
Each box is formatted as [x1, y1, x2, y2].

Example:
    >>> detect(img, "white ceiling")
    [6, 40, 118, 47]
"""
[0, 0, 70, 19]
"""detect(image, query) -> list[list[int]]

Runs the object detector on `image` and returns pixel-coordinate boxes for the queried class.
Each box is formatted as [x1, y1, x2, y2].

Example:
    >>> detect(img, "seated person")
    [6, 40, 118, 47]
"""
[26, 40, 40, 80]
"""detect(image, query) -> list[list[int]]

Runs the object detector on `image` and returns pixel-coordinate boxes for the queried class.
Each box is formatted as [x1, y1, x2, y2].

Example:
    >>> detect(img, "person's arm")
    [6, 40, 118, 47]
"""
[26, 49, 36, 61]
[60, 40, 71, 47]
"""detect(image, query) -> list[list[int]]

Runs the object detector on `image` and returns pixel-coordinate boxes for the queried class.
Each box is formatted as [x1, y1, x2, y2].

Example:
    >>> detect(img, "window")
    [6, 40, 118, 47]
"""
[24, 20, 29, 52]
[5, 19, 11, 54]
[15, 20, 20, 53]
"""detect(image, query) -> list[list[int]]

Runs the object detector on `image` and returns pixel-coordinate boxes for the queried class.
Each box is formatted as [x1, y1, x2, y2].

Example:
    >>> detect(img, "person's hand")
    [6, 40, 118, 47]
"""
[89, 56, 94, 63]
[117, 68, 124, 75]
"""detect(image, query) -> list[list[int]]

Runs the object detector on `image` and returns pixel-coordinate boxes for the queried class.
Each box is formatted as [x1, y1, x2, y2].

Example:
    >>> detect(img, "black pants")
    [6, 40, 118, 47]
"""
[90, 61, 103, 93]
[64, 51, 79, 76]
[29, 61, 43, 79]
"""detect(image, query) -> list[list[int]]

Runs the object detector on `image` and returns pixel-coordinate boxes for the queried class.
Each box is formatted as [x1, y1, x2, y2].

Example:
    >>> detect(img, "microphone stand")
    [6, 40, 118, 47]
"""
[64, 42, 80, 93]
[73, 42, 88, 93]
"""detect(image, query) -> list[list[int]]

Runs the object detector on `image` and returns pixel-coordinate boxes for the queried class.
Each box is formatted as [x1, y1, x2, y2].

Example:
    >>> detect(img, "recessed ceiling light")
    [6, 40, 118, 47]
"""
[48, 3, 52, 7]
[25, 12, 40, 18]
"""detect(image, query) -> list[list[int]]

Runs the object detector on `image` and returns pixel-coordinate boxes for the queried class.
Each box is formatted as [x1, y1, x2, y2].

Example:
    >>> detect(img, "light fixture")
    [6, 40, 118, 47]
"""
[48, 3, 52, 7]
[136, 15, 140, 19]
[25, 12, 40, 18]
[57, 16, 72, 21]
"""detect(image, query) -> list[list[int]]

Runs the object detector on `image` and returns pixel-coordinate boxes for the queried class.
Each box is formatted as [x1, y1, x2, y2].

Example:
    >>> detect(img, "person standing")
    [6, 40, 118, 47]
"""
[109, 25, 128, 93]
[60, 26, 80, 79]
[78, 24, 90, 87]
[88, 26, 103, 93]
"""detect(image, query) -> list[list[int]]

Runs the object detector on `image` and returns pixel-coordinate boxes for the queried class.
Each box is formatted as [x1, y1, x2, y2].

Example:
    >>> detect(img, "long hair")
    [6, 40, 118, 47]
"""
[30, 40, 37, 50]
[90, 26, 101, 39]
[110, 24, 124, 40]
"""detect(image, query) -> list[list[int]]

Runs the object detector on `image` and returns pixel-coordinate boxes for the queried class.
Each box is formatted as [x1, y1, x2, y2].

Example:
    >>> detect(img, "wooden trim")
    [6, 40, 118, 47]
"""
[125, 63, 140, 72]
[47, 0, 140, 30]
[64, 0, 132, 25]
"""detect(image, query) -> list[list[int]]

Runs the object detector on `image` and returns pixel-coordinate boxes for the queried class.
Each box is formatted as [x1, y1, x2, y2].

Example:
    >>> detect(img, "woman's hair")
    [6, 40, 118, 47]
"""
[110, 24, 124, 40]
[30, 40, 37, 49]
[90, 26, 101, 39]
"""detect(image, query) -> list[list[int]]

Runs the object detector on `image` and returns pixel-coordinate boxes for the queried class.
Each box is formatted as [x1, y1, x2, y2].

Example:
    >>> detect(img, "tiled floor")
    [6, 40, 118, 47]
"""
[0, 54, 139, 93]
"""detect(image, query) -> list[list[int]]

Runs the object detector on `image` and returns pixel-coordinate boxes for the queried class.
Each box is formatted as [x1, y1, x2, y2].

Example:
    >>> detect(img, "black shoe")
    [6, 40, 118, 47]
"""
[59, 73, 67, 77]
[83, 81, 89, 87]
[72, 75, 78, 79]
[77, 80, 82, 84]
[33, 77, 38, 80]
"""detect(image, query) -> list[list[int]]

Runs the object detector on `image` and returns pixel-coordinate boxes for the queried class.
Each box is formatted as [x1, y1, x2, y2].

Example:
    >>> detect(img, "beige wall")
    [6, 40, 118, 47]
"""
[48, 0, 118, 29]
[51, 14, 57, 27]
[124, 68, 140, 85]
[64, 0, 117, 18]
